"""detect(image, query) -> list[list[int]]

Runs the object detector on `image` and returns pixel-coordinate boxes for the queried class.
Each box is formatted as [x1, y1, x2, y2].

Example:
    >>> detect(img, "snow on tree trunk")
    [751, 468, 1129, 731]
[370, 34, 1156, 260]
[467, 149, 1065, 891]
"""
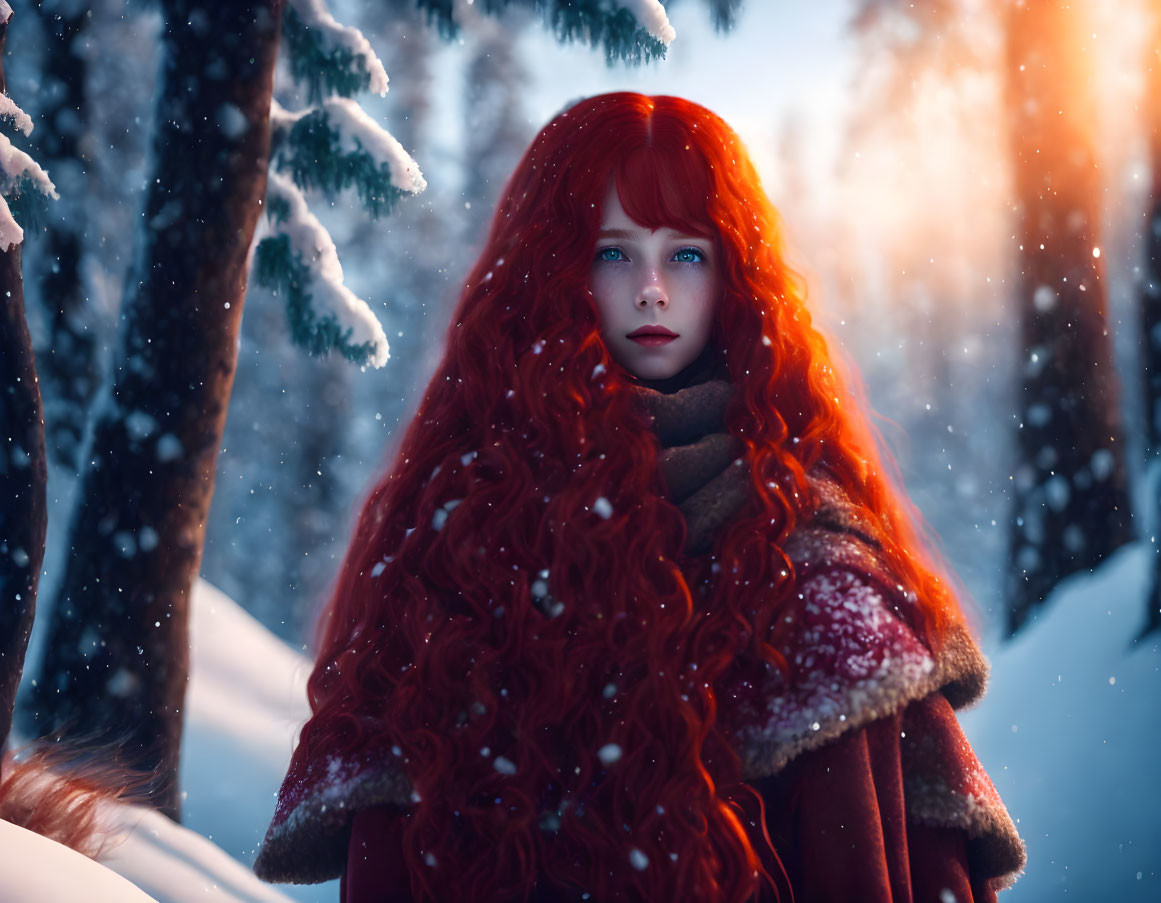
[30, 0, 100, 472]
[1003, 0, 1133, 634]
[0, 7, 48, 761]
[19, 0, 286, 819]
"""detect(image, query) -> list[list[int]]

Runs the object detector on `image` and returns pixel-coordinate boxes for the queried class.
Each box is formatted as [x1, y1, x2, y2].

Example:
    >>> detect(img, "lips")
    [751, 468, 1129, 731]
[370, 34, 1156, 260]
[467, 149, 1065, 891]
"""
[628, 326, 678, 346]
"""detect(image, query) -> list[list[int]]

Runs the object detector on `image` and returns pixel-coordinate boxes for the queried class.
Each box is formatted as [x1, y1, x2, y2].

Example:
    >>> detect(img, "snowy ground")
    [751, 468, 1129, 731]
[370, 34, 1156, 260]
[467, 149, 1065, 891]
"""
[1, 580, 334, 903]
[6, 552, 1159, 901]
[958, 542, 1161, 901]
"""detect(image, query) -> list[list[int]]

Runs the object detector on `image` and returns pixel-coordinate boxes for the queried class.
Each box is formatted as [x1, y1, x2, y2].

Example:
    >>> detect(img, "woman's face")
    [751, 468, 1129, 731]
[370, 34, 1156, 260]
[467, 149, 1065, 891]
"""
[589, 181, 720, 381]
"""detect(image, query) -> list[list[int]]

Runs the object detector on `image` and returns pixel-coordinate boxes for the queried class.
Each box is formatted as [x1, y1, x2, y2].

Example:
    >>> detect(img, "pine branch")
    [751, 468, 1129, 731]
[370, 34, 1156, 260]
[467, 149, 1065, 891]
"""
[0, 92, 33, 135]
[282, 3, 388, 103]
[415, 0, 670, 64]
[2, 173, 52, 236]
[0, 96, 57, 248]
[255, 233, 381, 367]
[257, 172, 390, 368]
[273, 99, 424, 217]
[553, 3, 667, 65]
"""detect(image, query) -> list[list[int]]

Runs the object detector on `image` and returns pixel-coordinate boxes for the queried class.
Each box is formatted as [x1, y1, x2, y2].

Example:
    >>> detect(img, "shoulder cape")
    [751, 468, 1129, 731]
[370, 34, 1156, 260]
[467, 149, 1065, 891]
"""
[254, 468, 1025, 890]
[715, 467, 1023, 889]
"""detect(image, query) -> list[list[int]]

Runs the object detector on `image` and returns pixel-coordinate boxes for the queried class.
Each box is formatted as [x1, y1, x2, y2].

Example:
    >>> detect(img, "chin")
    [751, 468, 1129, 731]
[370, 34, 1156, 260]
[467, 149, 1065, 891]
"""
[633, 363, 680, 380]
[623, 352, 687, 381]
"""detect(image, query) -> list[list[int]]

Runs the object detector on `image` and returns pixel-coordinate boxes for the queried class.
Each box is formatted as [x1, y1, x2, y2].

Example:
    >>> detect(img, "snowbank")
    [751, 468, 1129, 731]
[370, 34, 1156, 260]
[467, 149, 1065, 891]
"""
[0, 818, 158, 903]
[98, 803, 296, 903]
[179, 578, 340, 903]
[0, 578, 332, 903]
[959, 543, 1161, 900]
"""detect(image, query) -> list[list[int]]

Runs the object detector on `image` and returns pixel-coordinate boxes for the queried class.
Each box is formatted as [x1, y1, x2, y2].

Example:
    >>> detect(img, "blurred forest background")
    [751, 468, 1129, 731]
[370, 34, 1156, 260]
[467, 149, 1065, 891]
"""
[1, 0, 1159, 897]
[15, 0, 1158, 644]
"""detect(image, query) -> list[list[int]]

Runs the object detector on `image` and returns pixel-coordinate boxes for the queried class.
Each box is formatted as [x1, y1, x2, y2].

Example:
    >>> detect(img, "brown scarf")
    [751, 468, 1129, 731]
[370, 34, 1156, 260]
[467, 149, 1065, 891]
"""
[627, 360, 751, 555]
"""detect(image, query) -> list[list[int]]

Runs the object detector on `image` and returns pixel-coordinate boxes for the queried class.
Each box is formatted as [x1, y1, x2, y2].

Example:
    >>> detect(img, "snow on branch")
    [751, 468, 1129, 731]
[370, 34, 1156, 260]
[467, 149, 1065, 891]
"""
[1, 103, 58, 250]
[619, 0, 676, 45]
[319, 97, 425, 194]
[0, 135, 55, 197]
[540, 0, 670, 64]
[269, 96, 301, 139]
[255, 172, 389, 369]
[271, 96, 425, 217]
[0, 93, 33, 136]
[283, 0, 389, 102]
[263, 3, 417, 368]
[412, 0, 671, 63]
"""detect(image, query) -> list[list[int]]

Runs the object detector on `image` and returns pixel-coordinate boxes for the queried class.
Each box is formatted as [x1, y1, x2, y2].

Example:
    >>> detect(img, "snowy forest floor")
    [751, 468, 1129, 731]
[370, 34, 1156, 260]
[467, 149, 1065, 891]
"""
[4, 546, 1159, 902]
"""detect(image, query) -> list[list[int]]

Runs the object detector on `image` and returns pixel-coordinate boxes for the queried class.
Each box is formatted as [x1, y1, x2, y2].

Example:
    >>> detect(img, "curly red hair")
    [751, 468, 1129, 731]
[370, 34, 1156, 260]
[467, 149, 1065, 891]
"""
[302, 93, 967, 902]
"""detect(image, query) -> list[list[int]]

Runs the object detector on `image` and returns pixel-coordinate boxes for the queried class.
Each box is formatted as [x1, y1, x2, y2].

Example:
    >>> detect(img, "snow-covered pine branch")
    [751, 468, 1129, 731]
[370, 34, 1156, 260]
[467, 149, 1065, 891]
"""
[264, 2, 421, 369]
[271, 97, 425, 218]
[0, 92, 33, 136]
[533, 0, 674, 64]
[282, 0, 389, 103]
[255, 171, 389, 369]
[414, 0, 673, 63]
[618, 0, 676, 45]
[0, 95, 58, 251]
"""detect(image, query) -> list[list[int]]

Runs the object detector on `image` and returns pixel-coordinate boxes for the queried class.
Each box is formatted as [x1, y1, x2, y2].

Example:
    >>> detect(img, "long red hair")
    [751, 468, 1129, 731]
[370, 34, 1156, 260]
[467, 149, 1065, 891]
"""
[302, 93, 966, 902]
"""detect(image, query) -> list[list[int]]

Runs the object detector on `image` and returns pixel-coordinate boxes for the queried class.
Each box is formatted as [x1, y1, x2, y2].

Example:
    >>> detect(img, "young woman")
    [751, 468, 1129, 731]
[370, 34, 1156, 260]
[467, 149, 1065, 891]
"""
[255, 93, 1025, 902]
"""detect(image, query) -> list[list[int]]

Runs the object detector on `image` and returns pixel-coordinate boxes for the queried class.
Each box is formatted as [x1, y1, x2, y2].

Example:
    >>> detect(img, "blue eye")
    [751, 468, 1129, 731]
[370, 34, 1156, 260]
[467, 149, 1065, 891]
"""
[672, 247, 705, 263]
[596, 247, 626, 262]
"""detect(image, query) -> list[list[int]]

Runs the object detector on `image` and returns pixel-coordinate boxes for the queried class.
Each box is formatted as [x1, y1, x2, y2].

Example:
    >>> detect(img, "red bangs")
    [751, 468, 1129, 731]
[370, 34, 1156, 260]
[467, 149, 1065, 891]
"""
[612, 124, 718, 241]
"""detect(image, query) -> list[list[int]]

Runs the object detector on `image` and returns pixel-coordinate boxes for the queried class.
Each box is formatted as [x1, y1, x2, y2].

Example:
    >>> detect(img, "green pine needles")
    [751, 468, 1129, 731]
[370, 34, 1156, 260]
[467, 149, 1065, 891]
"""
[275, 109, 407, 218]
[264, 5, 400, 367]
[414, 0, 457, 38]
[413, 0, 669, 64]
[3, 174, 52, 236]
[545, 0, 668, 65]
[254, 233, 379, 368]
[282, 5, 374, 103]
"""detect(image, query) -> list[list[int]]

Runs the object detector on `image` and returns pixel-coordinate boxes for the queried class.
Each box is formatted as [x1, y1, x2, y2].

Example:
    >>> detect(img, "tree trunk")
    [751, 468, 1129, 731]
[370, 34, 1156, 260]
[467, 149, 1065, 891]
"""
[32, 0, 100, 472]
[20, 0, 285, 819]
[1003, 0, 1134, 634]
[1141, 5, 1161, 637]
[0, 11, 49, 761]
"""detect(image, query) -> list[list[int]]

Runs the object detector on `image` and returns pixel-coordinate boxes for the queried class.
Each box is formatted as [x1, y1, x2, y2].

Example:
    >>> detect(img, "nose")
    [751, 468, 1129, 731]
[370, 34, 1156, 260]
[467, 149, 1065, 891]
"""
[636, 272, 668, 309]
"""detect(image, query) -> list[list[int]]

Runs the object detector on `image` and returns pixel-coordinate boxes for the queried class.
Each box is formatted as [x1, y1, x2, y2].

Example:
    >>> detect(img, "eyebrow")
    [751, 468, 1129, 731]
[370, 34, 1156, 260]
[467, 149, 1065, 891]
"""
[596, 228, 709, 242]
